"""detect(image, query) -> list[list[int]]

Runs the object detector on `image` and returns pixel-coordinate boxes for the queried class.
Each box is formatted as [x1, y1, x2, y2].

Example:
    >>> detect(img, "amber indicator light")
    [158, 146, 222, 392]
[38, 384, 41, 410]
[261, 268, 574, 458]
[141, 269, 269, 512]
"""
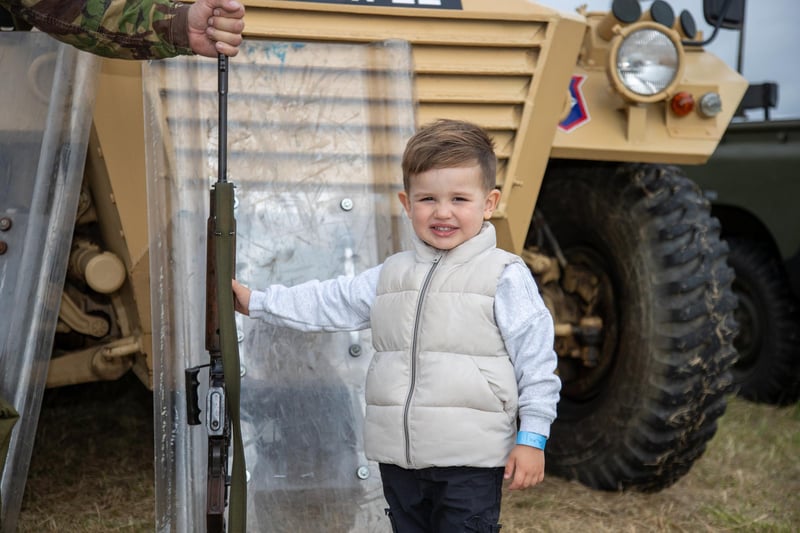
[670, 91, 695, 116]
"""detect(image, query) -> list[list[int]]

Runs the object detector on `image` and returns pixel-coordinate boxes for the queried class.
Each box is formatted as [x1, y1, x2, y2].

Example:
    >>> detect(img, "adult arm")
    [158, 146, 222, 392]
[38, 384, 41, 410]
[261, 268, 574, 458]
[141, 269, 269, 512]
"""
[1, 0, 244, 59]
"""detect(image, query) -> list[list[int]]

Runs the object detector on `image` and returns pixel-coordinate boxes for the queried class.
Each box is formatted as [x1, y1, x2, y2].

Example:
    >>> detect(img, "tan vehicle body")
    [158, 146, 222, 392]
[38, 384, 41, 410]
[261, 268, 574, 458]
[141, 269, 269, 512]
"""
[52, 0, 745, 387]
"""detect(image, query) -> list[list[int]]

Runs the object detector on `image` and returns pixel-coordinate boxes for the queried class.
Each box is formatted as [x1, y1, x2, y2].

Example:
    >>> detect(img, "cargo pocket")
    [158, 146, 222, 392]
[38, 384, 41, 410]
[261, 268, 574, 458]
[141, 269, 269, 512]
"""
[463, 515, 502, 532]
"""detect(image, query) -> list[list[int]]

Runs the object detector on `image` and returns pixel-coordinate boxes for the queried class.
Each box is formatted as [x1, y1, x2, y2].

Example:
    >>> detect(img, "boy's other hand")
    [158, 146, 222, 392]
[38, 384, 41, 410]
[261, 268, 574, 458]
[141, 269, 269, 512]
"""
[232, 279, 251, 315]
[504, 445, 545, 490]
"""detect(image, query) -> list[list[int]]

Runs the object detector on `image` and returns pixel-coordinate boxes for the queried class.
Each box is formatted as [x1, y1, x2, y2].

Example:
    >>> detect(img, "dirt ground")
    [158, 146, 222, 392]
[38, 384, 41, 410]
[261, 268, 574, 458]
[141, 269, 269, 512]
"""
[15, 372, 800, 532]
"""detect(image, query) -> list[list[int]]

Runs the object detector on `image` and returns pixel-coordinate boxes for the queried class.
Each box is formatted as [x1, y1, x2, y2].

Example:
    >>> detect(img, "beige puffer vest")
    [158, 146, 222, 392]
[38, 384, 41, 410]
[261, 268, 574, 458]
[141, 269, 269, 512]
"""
[365, 224, 520, 468]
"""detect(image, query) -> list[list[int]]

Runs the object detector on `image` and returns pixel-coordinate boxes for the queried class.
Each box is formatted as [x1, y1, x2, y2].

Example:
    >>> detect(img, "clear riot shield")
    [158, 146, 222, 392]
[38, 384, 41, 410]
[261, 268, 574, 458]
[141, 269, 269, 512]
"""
[144, 40, 414, 531]
[0, 34, 99, 532]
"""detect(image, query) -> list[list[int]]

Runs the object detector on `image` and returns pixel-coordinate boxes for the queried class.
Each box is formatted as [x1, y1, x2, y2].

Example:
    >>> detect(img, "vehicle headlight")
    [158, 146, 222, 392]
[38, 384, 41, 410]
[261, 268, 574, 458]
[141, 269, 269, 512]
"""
[608, 22, 684, 103]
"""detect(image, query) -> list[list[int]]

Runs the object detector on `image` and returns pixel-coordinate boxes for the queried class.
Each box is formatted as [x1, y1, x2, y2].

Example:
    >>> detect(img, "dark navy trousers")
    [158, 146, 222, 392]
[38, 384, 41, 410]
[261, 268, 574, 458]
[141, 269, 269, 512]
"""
[379, 463, 504, 533]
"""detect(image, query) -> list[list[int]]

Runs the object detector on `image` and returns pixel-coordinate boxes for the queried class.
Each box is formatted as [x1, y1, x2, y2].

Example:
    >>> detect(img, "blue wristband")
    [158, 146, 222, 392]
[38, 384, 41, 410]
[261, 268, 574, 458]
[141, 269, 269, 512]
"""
[516, 431, 547, 450]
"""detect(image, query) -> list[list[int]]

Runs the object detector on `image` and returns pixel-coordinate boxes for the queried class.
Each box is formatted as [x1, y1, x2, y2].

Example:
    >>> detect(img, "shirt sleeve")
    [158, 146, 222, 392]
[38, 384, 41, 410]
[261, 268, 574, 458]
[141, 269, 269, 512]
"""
[248, 265, 381, 333]
[7, 0, 192, 59]
[495, 260, 561, 438]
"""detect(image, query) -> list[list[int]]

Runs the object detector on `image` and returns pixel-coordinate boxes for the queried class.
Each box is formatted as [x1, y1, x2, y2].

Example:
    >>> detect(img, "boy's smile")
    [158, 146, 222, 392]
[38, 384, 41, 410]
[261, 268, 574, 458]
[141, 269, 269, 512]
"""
[398, 164, 500, 251]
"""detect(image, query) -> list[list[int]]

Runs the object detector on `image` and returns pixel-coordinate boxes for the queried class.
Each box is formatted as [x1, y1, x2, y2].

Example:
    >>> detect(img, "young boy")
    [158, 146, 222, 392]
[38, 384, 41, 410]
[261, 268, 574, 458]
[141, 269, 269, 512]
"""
[232, 119, 560, 532]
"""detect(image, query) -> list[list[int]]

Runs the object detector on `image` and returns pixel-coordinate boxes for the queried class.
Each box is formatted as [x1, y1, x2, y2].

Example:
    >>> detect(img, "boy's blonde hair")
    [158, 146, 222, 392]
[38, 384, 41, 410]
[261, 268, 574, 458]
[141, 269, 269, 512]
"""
[401, 119, 497, 192]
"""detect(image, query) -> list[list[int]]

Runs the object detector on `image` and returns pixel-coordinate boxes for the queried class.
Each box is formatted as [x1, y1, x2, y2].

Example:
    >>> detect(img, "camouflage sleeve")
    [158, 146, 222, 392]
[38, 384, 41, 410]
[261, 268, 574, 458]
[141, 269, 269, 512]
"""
[1, 0, 194, 59]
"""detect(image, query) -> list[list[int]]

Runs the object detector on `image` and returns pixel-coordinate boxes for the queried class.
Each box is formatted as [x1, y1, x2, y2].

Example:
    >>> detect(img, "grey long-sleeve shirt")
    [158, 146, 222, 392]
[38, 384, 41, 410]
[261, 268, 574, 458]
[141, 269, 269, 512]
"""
[249, 260, 561, 437]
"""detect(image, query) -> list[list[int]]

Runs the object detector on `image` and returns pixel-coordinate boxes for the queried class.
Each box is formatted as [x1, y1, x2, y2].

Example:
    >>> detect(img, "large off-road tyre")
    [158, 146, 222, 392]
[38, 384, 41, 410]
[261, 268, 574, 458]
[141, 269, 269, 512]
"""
[726, 238, 800, 405]
[534, 162, 738, 492]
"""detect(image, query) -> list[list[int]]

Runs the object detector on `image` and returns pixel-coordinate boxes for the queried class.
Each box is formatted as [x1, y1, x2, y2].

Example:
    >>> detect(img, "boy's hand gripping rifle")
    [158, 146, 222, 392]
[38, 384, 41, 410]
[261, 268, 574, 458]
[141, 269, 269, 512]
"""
[185, 53, 247, 533]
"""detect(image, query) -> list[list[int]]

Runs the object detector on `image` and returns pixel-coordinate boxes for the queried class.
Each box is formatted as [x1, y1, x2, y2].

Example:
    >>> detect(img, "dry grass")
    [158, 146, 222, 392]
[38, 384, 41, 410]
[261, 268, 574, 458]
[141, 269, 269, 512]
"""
[16, 375, 800, 532]
[17, 374, 154, 532]
[501, 398, 800, 532]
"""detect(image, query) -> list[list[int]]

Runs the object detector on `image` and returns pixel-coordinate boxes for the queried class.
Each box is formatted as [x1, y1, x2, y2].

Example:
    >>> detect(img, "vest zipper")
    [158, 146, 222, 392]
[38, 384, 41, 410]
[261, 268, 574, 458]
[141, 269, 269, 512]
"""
[403, 254, 442, 466]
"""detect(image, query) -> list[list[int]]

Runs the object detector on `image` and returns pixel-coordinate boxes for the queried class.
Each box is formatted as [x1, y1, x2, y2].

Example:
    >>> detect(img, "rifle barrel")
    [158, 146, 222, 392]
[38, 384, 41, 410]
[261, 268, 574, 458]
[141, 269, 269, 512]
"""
[218, 53, 228, 184]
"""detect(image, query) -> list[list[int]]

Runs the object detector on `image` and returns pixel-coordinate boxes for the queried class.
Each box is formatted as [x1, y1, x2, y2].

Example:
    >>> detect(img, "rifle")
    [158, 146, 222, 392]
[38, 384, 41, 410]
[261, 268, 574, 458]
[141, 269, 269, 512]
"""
[185, 53, 247, 533]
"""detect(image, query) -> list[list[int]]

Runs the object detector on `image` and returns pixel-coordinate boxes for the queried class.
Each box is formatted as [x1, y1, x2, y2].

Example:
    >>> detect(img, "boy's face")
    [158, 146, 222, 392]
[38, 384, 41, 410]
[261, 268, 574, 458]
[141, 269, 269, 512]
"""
[398, 164, 500, 251]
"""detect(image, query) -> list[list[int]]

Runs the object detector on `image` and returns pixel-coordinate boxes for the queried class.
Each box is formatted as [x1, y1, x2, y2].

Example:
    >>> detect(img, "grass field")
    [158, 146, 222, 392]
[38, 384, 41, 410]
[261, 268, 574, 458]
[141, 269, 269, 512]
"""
[16, 373, 800, 532]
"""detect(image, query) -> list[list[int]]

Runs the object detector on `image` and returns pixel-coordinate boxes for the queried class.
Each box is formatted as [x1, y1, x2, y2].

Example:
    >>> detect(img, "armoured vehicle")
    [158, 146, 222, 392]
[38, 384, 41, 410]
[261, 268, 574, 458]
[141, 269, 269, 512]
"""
[684, 90, 800, 405]
[1, 0, 747, 530]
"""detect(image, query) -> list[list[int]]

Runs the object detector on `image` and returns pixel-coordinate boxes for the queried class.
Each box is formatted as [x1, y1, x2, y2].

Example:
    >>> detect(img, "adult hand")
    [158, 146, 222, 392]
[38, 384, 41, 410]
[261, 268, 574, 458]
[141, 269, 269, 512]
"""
[187, 0, 245, 57]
